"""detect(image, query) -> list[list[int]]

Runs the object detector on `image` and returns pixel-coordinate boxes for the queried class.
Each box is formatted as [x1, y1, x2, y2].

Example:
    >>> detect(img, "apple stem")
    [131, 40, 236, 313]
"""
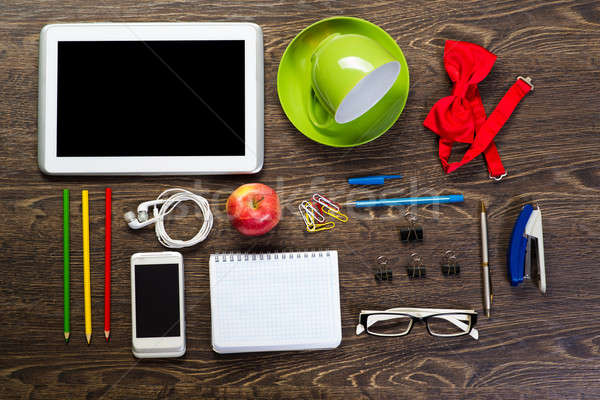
[252, 196, 264, 209]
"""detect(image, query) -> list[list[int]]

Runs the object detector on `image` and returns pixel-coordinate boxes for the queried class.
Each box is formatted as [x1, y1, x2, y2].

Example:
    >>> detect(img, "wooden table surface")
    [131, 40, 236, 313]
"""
[1, 1, 599, 399]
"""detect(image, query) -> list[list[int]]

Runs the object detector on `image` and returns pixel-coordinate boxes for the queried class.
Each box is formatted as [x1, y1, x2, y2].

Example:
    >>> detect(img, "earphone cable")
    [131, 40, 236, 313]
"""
[151, 188, 213, 248]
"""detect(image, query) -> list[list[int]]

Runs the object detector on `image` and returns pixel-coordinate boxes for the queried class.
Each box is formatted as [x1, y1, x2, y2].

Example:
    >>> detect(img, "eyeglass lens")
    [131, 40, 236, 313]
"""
[366, 314, 412, 335]
[427, 314, 471, 336]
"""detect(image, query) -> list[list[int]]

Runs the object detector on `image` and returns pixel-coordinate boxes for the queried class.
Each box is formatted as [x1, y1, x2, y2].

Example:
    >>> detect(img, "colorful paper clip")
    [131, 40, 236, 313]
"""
[298, 194, 347, 233]
[298, 205, 335, 232]
[312, 193, 340, 212]
[312, 193, 348, 223]
[300, 200, 325, 223]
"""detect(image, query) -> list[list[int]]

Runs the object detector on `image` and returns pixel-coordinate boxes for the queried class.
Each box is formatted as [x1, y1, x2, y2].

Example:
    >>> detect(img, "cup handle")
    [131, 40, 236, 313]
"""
[307, 88, 335, 129]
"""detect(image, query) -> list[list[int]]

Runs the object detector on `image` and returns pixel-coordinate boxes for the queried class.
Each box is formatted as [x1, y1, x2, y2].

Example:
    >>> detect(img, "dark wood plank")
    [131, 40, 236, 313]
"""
[0, 0, 599, 398]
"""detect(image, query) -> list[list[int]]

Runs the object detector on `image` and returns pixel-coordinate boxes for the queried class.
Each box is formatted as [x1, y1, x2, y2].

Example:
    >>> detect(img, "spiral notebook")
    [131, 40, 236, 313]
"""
[209, 251, 341, 354]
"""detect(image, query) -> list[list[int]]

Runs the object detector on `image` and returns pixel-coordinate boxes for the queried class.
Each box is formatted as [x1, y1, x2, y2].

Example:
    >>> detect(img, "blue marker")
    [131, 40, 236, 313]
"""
[350, 195, 464, 208]
[348, 175, 402, 185]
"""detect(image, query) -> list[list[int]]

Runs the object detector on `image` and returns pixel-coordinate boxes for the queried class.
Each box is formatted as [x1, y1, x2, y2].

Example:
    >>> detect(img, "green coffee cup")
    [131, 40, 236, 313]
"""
[309, 33, 402, 128]
[277, 17, 410, 147]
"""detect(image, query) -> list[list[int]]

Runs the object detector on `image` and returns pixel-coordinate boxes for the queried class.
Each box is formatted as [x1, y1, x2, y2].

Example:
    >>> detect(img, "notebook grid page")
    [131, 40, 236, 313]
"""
[210, 251, 339, 349]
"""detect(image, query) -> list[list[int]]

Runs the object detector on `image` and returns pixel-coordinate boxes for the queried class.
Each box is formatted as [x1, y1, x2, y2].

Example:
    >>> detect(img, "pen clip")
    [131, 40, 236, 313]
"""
[489, 266, 494, 304]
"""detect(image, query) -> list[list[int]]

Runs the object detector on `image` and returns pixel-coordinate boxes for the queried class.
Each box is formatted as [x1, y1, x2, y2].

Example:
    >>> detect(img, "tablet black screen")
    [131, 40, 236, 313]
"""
[57, 40, 245, 157]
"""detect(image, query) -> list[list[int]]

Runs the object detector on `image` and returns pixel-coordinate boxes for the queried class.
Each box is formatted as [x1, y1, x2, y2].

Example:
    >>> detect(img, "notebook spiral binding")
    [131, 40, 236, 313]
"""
[212, 249, 331, 262]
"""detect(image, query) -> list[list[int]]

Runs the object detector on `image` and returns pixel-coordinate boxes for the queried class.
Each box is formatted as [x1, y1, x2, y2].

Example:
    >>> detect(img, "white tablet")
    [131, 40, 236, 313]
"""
[38, 23, 263, 175]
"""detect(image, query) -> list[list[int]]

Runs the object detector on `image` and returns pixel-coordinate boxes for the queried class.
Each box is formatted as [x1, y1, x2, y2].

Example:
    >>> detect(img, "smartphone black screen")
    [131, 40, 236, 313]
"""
[135, 264, 181, 338]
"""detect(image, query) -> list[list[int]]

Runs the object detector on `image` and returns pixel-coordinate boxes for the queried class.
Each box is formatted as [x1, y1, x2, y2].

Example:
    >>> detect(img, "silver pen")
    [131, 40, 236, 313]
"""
[480, 201, 493, 317]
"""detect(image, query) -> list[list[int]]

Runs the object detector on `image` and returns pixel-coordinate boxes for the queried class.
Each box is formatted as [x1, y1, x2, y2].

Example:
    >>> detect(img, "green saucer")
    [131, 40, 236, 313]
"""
[277, 17, 410, 147]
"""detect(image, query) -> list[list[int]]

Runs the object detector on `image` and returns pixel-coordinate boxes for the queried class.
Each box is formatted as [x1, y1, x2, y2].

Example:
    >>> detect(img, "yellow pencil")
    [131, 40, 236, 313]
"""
[82, 190, 92, 345]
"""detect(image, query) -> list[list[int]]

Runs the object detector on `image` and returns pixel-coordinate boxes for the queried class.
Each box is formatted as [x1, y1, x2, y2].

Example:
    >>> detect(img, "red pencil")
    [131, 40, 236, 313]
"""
[104, 188, 112, 342]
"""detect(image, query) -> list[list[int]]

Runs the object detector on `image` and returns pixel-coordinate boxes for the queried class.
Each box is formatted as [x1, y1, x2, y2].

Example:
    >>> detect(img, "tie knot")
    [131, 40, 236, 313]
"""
[452, 82, 470, 98]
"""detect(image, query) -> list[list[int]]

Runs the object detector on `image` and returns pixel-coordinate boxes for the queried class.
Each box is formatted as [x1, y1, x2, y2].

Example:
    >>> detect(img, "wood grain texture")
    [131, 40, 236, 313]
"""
[1, 0, 599, 399]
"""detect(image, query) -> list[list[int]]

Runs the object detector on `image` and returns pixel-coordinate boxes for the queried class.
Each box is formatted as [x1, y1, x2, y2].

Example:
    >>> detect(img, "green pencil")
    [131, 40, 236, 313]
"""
[63, 189, 70, 343]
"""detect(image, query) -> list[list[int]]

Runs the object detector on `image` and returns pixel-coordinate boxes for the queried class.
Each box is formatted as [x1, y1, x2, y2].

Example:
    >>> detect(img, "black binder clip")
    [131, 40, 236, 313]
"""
[374, 256, 393, 281]
[441, 250, 460, 275]
[400, 211, 423, 242]
[407, 253, 426, 278]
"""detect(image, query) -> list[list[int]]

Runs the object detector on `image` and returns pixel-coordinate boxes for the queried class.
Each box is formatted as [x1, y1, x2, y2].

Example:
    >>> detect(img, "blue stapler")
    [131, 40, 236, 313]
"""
[507, 204, 546, 294]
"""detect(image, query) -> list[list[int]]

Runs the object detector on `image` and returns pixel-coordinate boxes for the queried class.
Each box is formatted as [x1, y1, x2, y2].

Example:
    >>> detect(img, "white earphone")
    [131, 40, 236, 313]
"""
[124, 188, 213, 248]
[124, 199, 166, 229]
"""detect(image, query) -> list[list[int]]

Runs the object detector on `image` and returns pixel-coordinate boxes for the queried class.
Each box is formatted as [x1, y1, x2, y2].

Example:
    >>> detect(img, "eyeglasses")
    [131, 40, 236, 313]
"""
[356, 307, 478, 340]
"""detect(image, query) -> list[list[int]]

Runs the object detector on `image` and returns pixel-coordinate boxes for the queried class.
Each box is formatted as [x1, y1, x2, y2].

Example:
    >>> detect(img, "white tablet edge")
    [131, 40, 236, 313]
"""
[38, 22, 263, 175]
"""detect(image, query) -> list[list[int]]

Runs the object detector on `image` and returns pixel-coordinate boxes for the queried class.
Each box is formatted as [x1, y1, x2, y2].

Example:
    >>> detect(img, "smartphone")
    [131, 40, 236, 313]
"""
[130, 252, 186, 358]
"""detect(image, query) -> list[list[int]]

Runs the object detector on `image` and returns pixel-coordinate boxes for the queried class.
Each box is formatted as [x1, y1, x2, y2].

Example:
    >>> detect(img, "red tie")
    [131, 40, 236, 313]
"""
[423, 40, 533, 179]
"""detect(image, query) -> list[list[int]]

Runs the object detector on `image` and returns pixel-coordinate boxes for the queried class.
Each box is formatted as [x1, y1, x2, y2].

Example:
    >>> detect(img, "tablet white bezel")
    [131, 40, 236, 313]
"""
[131, 252, 186, 358]
[38, 22, 263, 175]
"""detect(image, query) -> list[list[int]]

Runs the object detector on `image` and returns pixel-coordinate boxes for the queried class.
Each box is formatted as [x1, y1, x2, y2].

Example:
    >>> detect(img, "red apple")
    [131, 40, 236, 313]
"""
[226, 183, 281, 236]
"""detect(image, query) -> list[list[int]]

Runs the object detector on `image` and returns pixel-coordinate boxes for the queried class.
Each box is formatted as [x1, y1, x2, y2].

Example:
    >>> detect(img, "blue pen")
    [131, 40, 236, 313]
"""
[350, 195, 464, 208]
[348, 175, 402, 185]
